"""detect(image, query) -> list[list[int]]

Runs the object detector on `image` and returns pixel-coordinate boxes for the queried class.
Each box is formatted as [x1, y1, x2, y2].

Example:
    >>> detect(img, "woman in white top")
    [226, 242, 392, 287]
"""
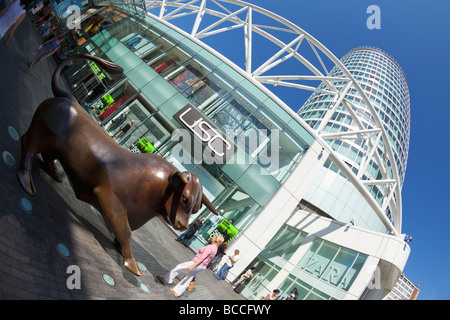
[233, 266, 256, 288]
[0, 0, 33, 44]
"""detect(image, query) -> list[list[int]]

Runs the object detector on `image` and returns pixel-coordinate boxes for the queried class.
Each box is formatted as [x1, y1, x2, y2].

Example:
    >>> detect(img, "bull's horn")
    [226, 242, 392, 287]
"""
[202, 194, 219, 215]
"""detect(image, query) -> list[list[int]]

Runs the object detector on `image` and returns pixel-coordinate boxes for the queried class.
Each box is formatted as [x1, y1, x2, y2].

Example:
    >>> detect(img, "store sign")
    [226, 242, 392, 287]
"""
[213, 218, 239, 243]
[174, 105, 236, 163]
[86, 59, 106, 81]
[136, 137, 155, 154]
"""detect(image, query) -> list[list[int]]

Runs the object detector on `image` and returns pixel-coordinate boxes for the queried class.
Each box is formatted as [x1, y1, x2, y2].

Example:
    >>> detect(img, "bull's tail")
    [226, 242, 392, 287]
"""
[52, 54, 124, 100]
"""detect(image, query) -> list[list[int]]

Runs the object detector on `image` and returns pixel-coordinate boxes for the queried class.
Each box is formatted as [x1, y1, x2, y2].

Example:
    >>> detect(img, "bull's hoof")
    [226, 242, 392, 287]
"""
[123, 258, 143, 276]
[16, 170, 36, 196]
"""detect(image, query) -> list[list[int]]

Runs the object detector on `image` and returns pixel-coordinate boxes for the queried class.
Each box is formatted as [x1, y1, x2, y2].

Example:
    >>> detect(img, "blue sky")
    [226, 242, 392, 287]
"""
[240, 0, 450, 300]
[150, 0, 450, 299]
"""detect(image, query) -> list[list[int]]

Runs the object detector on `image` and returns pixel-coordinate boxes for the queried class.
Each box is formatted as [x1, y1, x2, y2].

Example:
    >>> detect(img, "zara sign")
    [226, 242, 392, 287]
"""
[174, 105, 236, 163]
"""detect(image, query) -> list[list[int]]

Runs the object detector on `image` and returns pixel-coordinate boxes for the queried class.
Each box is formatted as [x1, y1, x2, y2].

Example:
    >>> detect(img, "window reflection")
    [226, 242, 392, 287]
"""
[297, 238, 367, 292]
[264, 225, 307, 261]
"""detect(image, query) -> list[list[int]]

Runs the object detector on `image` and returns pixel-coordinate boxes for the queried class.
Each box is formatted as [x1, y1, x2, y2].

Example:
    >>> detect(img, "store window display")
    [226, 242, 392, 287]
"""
[164, 55, 231, 110]
[66, 51, 125, 103]
[142, 33, 178, 64]
[95, 81, 136, 121]
[122, 30, 164, 58]
[147, 46, 189, 83]
[91, 80, 172, 152]
[117, 109, 172, 152]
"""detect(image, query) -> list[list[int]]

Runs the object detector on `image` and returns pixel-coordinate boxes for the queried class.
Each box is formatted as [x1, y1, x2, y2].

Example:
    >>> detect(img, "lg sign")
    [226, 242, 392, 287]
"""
[174, 105, 236, 163]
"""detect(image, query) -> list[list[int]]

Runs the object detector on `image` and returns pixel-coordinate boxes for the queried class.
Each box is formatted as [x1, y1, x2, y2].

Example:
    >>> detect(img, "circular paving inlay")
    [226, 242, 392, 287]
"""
[137, 261, 148, 273]
[19, 197, 32, 213]
[137, 281, 149, 293]
[102, 273, 115, 287]
[8, 126, 19, 141]
[2, 151, 15, 168]
[56, 243, 71, 258]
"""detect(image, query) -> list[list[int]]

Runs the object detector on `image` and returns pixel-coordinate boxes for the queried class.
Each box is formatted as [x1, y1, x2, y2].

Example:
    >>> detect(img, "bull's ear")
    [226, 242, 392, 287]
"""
[179, 172, 191, 183]
[169, 171, 191, 186]
[202, 194, 219, 215]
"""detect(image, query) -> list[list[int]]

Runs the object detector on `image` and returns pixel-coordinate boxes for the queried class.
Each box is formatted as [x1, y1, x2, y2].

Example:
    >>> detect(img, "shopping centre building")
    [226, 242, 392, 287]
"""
[43, 0, 412, 299]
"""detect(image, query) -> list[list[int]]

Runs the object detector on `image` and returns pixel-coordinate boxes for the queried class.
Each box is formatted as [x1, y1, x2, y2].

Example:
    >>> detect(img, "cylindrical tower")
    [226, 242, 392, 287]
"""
[299, 47, 410, 226]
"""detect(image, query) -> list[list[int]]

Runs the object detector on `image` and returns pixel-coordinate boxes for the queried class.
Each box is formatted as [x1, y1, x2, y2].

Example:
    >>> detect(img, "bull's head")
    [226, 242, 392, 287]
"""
[164, 171, 218, 230]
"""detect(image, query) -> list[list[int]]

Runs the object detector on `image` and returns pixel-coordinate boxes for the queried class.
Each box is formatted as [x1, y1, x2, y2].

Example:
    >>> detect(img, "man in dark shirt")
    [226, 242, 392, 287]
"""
[176, 217, 205, 243]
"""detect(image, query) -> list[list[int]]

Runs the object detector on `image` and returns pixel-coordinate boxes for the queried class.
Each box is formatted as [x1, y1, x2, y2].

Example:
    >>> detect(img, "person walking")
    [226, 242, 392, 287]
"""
[0, 0, 33, 45]
[215, 249, 239, 280]
[157, 234, 224, 297]
[176, 217, 205, 243]
[233, 266, 256, 288]
[207, 241, 227, 271]
[29, 37, 63, 68]
[112, 120, 135, 139]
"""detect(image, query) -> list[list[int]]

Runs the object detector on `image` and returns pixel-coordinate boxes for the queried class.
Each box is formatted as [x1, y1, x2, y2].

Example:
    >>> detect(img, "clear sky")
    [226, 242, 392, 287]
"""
[151, 0, 450, 299]
[239, 0, 450, 300]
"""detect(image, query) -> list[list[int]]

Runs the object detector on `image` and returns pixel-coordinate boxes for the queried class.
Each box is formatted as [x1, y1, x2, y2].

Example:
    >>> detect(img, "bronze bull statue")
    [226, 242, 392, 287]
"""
[16, 54, 218, 276]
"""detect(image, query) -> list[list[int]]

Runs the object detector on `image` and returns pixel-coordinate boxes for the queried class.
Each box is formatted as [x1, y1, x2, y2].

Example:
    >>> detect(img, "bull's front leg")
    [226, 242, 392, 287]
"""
[94, 186, 143, 276]
[17, 134, 37, 196]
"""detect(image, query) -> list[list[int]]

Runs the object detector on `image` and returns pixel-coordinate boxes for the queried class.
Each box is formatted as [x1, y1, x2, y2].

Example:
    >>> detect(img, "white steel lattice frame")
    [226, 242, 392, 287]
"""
[140, 0, 402, 236]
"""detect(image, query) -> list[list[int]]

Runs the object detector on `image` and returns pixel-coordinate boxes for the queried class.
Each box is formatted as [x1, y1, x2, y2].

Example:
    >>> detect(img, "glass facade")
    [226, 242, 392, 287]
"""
[299, 48, 410, 187]
[237, 224, 367, 300]
[50, 0, 91, 24]
[299, 48, 410, 225]
[63, 6, 313, 248]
